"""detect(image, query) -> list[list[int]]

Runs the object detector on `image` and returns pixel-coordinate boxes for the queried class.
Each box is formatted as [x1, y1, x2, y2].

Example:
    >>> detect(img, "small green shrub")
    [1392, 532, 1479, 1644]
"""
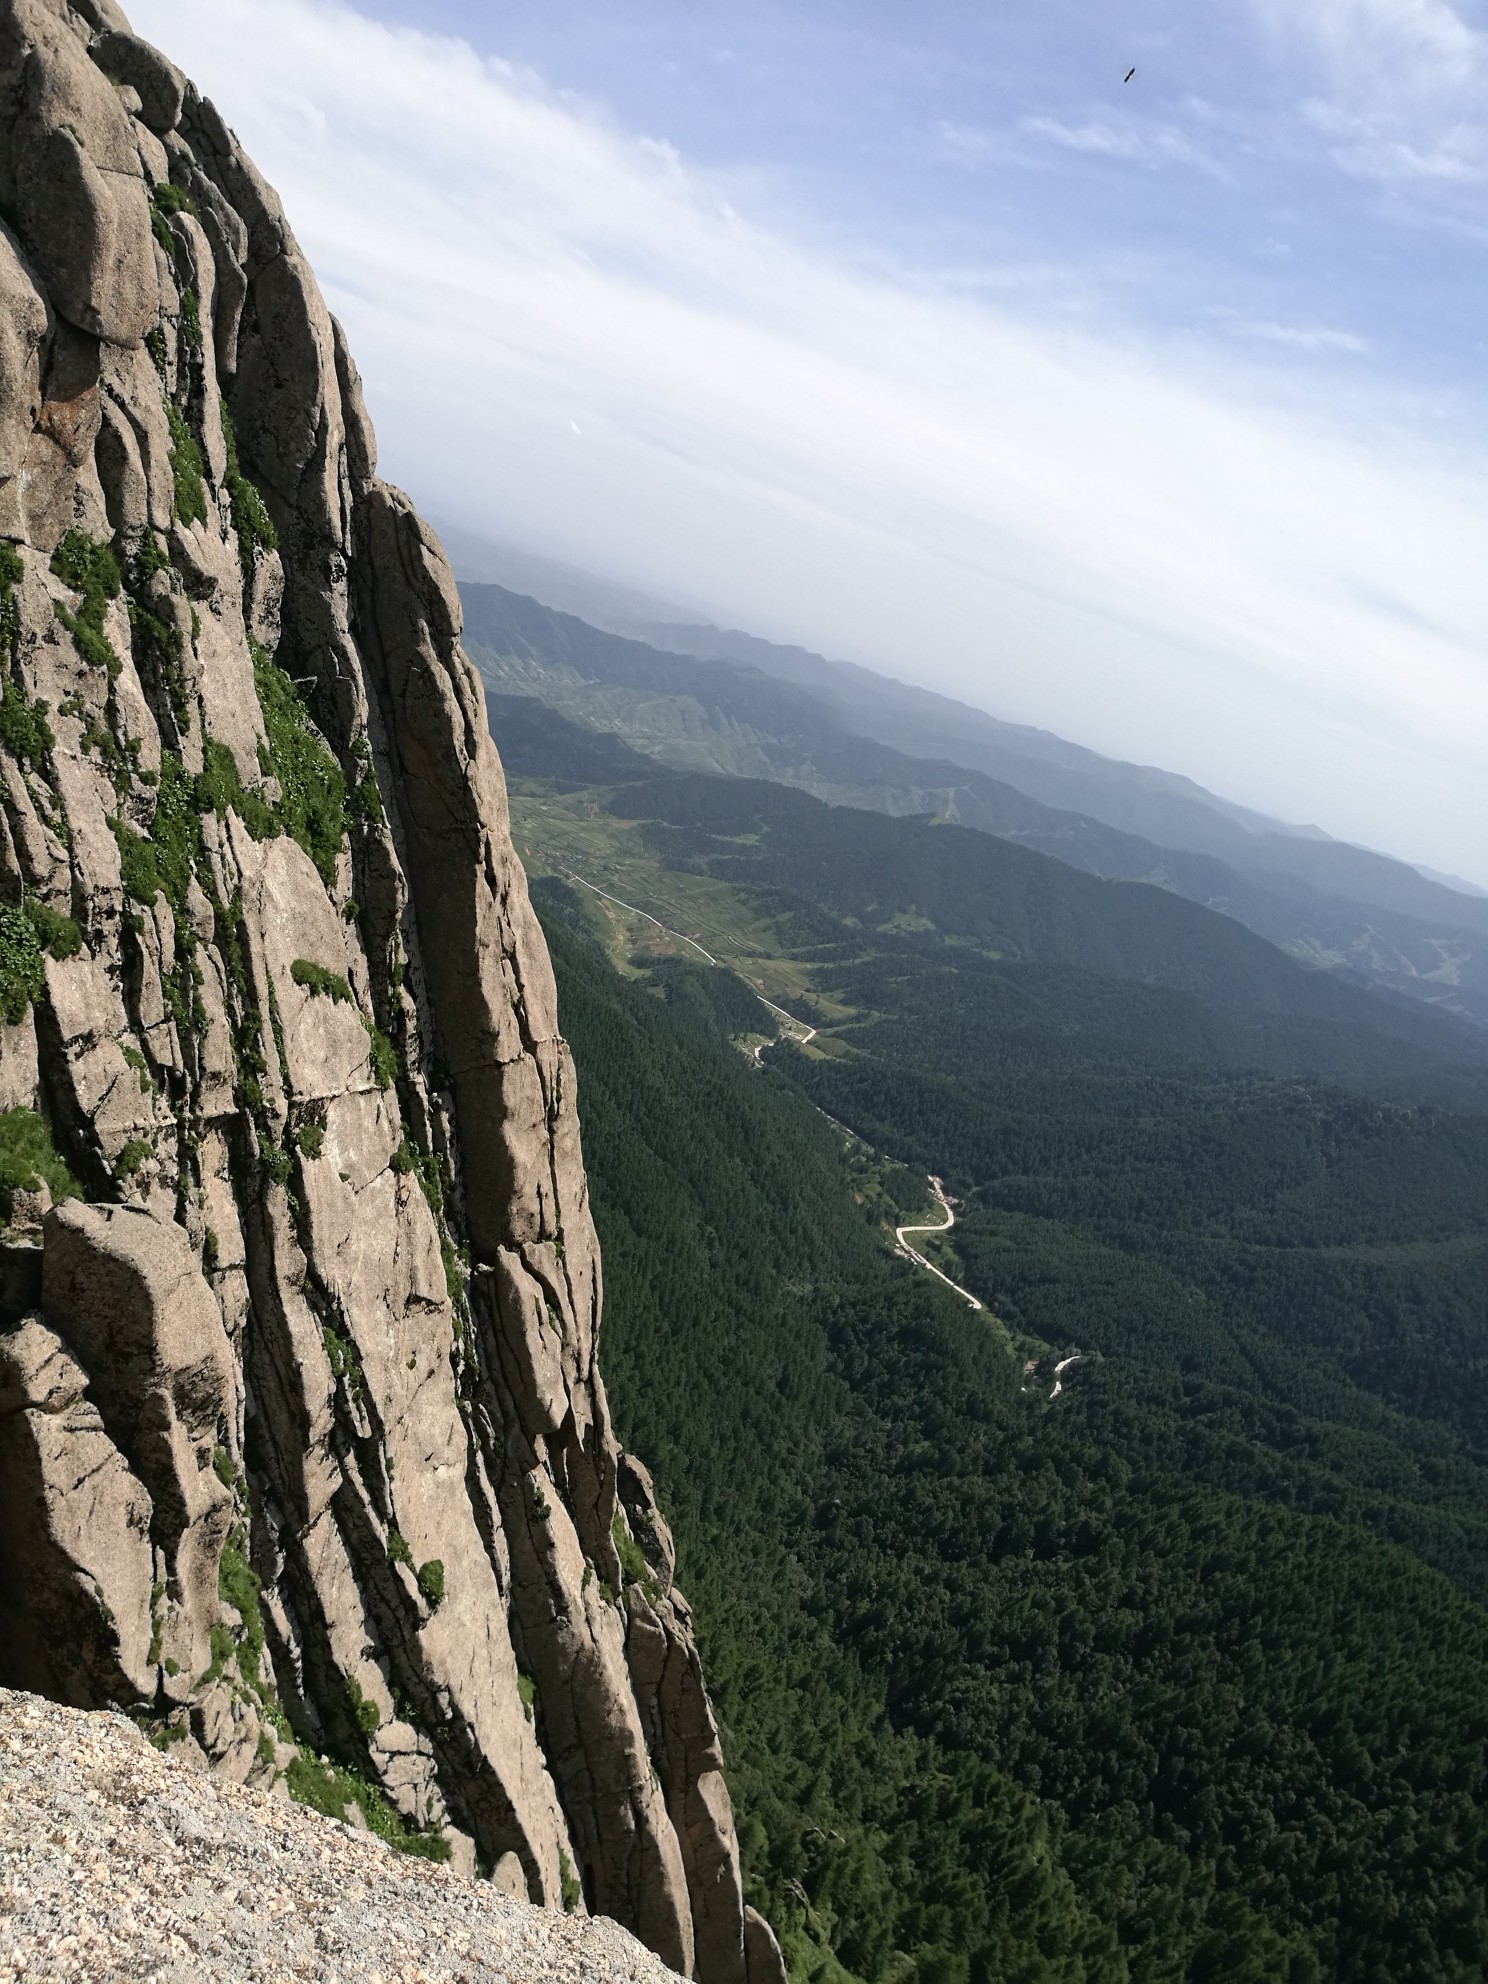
[23, 897, 80, 961]
[517, 1672, 536, 1721]
[296, 1122, 324, 1158]
[164, 400, 207, 526]
[386, 1527, 413, 1567]
[0, 905, 44, 1025]
[611, 1510, 659, 1601]
[0, 677, 53, 767]
[322, 1324, 364, 1404]
[110, 817, 162, 907]
[346, 1674, 380, 1736]
[285, 1754, 450, 1862]
[178, 287, 202, 350]
[363, 1020, 397, 1091]
[50, 529, 122, 678]
[106, 756, 199, 913]
[0, 542, 22, 657]
[149, 752, 199, 912]
[218, 1536, 266, 1692]
[127, 594, 187, 727]
[559, 1848, 581, 1913]
[351, 770, 383, 824]
[146, 183, 196, 259]
[151, 181, 199, 219]
[290, 957, 353, 1005]
[115, 1137, 151, 1177]
[0, 1106, 79, 1205]
[201, 1620, 236, 1686]
[416, 1559, 444, 1608]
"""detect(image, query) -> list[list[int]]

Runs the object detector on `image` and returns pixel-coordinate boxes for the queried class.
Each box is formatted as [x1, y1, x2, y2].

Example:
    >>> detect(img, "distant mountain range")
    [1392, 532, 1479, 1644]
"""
[454, 571, 1488, 1030]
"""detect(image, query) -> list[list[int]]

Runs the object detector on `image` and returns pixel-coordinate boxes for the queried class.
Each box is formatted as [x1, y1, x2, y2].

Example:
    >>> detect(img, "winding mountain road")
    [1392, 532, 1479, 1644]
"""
[562, 867, 987, 1317]
[1049, 1353, 1083, 1399]
[894, 1176, 983, 1312]
[563, 870, 817, 1046]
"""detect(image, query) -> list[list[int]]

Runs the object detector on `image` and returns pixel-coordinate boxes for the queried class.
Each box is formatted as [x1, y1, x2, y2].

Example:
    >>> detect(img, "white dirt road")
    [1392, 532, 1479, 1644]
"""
[894, 1176, 983, 1312]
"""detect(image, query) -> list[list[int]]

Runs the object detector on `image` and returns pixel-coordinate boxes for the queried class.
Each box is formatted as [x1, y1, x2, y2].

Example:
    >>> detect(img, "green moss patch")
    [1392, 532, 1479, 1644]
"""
[0, 677, 54, 769]
[198, 737, 276, 840]
[290, 957, 352, 1005]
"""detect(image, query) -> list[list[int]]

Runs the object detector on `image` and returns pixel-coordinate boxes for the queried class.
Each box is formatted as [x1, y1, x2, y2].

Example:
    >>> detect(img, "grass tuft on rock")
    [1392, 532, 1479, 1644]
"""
[290, 958, 352, 1005]
[252, 647, 347, 885]
[0, 1106, 80, 1208]
[220, 405, 278, 581]
[165, 402, 207, 526]
[49, 529, 122, 678]
[198, 736, 277, 840]
[0, 906, 44, 1026]
[285, 1753, 450, 1863]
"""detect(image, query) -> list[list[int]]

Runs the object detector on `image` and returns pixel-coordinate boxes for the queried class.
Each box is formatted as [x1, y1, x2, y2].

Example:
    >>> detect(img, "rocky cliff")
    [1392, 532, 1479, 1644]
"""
[0, 7, 780, 1979]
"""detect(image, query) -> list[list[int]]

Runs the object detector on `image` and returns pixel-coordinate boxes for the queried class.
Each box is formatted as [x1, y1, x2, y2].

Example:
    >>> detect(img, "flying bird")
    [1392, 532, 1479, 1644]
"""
[1123, 67, 1136, 82]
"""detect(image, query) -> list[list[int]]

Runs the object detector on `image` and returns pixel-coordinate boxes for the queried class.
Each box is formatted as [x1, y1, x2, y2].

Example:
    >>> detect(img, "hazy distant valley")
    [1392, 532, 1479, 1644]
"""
[457, 575, 1488, 1033]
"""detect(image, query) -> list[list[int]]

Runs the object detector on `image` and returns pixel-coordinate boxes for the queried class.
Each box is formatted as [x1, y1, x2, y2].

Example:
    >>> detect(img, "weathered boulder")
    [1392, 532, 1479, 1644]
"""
[0, 0, 156, 346]
[41, 1202, 237, 1682]
[743, 1907, 788, 1984]
[91, 29, 184, 134]
[0, 1316, 155, 1703]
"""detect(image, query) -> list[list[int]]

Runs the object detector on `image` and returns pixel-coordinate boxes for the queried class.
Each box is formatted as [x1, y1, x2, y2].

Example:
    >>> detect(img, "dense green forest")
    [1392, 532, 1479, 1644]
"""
[529, 856, 1488, 1983]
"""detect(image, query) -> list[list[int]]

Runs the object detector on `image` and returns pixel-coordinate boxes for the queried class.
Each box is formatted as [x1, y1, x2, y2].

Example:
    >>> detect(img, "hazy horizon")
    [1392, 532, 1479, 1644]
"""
[130, 0, 1488, 886]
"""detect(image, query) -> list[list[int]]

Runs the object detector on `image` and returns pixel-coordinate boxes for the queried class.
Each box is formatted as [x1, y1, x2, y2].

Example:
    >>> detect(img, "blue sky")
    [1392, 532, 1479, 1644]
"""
[360, 0, 1488, 400]
[131, 0, 1488, 879]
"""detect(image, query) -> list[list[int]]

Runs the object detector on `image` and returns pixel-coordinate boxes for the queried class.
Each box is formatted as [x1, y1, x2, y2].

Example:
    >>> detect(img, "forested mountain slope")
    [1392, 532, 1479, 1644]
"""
[533, 869, 1488, 1982]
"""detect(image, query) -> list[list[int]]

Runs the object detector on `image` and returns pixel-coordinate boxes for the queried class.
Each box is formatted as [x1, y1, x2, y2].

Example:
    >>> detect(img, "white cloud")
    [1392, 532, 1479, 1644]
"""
[129, 0, 1488, 880]
[1252, 0, 1488, 186]
[1019, 115, 1221, 174]
[1234, 320, 1369, 354]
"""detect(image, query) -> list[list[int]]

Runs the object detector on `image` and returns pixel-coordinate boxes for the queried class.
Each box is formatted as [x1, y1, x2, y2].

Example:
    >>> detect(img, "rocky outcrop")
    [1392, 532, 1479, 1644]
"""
[0, 6, 780, 1979]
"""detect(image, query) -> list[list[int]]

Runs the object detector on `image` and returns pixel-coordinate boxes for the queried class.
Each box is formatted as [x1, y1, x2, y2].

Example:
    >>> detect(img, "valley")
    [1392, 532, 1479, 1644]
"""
[498, 694, 1488, 1982]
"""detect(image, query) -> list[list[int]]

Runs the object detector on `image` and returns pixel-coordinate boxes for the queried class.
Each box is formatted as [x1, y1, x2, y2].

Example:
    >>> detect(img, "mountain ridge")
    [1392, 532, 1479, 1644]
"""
[457, 581, 1488, 1029]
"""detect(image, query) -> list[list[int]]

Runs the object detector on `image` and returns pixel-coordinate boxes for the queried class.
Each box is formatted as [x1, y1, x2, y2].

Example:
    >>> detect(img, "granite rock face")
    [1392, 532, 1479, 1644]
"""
[0, 8, 779, 1980]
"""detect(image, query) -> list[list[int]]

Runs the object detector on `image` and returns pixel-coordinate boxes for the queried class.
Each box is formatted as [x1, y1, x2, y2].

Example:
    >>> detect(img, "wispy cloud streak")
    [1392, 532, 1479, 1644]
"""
[130, 0, 1488, 877]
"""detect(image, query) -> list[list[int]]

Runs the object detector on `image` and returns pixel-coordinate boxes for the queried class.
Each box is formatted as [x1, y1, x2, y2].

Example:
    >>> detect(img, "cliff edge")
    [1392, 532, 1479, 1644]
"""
[0, 6, 780, 1979]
